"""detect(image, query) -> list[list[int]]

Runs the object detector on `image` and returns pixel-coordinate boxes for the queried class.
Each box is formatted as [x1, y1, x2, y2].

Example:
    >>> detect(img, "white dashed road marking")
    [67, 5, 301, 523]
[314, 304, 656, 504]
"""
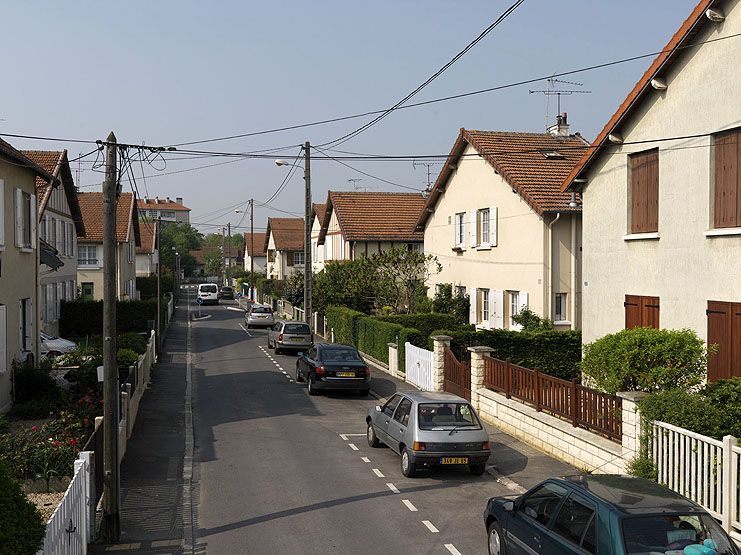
[445, 544, 462, 555]
[386, 483, 399, 494]
[239, 323, 252, 337]
[402, 499, 417, 512]
[372, 468, 385, 478]
[348, 443, 359, 451]
[361, 457, 370, 463]
[422, 520, 439, 533]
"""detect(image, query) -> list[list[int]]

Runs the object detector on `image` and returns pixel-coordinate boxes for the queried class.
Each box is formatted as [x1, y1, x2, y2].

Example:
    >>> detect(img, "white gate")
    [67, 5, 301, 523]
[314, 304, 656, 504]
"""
[405, 342, 434, 391]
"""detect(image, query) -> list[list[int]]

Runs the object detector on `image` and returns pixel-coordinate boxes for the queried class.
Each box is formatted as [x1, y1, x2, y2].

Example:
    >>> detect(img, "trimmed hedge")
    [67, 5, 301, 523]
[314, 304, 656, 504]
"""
[429, 328, 582, 381]
[60, 299, 159, 338]
[136, 274, 174, 299]
[357, 318, 403, 364]
[326, 306, 365, 345]
[375, 313, 464, 342]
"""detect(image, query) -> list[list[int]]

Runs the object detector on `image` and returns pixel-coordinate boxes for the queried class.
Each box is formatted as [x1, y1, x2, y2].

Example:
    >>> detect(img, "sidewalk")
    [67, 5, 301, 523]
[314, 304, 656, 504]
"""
[91, 306, 188, 554]
[366, 359, 578, 492]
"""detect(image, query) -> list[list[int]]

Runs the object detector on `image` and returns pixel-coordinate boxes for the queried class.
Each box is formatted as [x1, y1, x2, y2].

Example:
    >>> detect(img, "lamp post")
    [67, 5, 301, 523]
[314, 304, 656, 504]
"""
[276, 142, 312, 330]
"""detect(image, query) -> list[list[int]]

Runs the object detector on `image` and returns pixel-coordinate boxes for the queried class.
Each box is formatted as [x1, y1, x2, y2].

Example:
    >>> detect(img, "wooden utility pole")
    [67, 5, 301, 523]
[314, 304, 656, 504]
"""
[102, 132, 120, 541]
[249, 198, 254, 301]
[303, 142, 312, 330]
[226, 222, 231, 286]
[156, 216, 161, 350]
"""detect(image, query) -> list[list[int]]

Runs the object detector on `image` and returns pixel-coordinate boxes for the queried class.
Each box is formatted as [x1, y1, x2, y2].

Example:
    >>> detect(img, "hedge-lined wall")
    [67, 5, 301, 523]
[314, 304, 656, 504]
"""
[326, 306, 365, 345]
[375, 313, 465, 342]
[430, 328, 582, 381]
[60, 299, 160, 338]
[357, 319, 403, 364]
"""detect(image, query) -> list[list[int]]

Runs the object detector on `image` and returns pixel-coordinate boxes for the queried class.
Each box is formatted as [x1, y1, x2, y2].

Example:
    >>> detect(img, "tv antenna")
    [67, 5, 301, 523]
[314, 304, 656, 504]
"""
[412, 160, 442, 192]
[529, 77, 591, 130]
[348, 178, 374, 192]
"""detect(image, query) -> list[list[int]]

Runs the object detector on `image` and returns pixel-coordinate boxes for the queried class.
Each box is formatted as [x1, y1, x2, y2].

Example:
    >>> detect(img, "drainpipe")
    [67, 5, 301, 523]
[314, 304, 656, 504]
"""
[545, 212, 561, 322]
[570, 215, 578, 329]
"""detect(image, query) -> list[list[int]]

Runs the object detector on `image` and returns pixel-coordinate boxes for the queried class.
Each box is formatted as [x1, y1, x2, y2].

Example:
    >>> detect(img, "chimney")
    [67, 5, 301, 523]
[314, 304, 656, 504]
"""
[176, 197, 183, 205]
[547, 112, 570, 137]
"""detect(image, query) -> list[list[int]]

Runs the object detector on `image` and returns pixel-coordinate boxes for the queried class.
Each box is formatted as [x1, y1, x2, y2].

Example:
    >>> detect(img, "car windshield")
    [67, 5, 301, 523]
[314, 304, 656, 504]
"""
[251, 306, 272, 314]
[417, 403, 481, 430]
[284, 324, 310, 334]
[221, 287, 233, 292]
[622, 513, 739, 554]
[200, 285, 217, 293]
[320, 348, 361, 362]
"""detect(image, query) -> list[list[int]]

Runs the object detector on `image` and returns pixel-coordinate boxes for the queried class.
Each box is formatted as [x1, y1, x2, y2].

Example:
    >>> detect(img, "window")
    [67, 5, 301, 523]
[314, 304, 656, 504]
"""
[624, 295, 660, 329]
[293, 251, 304, 265]
[417, 402, 481, 430]
[67, 223, 74, 256]
[455, 213, 465, 245]
[15, 189, 35, 249]
[59, 221, 67, 256]
[713, 128, 741, 228]
[406, 243, 421, 253]
[20, 297, 33, 352]
[477, 208, 490, 245]
[267, 250, 275, 263]
[128, 239, 134, 263]
[552, 495, 596, 553]
[707, 300, 741, 382]
[509, 291, 519, 328]
[554, 293, 567, 322]
[477, 288, 490, 322]
[518, 482, 566, 526]
[455, 285, 466, 298]
[40, 216, 46, 242]
[81, 283, 94, 300]
[161, 211, 176, 219]
[0, 304, 6, 373]
[629, 149, 659, 233]
[392, 398, 413, 427]
[382, 394, 402, 417]
[78, 244, 99, 266]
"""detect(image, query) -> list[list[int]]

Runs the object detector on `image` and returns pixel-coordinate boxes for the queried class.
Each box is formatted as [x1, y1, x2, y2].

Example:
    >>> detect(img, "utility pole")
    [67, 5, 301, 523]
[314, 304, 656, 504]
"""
[221, 226, 226, 286]
[303, 141, 312, 330]
[226, 222, 231, 287]
[249, 198, 254, 301]
[102, 132, 120, 541]
[156, 216, 161, 350]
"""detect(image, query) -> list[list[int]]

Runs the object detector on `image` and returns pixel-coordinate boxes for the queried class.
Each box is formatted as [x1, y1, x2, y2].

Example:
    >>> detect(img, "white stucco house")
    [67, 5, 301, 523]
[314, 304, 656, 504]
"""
[243, 231, 267, 275]
[562, 0, 741, 381]
[417, 122, 589, 330]
[310, 203, 326, 274]
[264, 218, 304, 280]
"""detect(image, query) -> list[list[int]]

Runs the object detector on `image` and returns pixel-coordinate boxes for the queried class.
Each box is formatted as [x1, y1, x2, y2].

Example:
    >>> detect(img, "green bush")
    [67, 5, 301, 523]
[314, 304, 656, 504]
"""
[356, 319, 403, 364]
[432, 284, 470, 324]
[118, 332, 148, 355]
[60, 299, 159, 337]
[512, 307, 553, 331]
[0, 460, 46, 554]
[626, 454, 657, 481]
[702, 378, 741, 438]
[581, 327, 708, 394]
[430, 328, 582, 381]
[136, 274, 174, 299]
[326, 306, 365, 345]
[639, 389, 724, 439]
[12, 360, 61, 404]
[117, 349, 139, 369]
[10, 399, 58, 420]
[375, 313, 464, 341]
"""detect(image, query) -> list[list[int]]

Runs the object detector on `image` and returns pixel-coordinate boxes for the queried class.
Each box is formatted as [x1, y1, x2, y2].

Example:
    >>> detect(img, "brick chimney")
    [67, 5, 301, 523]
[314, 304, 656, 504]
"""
[547, 112, 570, 136]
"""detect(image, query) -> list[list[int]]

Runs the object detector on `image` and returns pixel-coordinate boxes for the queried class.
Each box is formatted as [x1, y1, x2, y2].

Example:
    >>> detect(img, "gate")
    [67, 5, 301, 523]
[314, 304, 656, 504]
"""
[443, 347, 471, 401]
[405, 343, 434, 391]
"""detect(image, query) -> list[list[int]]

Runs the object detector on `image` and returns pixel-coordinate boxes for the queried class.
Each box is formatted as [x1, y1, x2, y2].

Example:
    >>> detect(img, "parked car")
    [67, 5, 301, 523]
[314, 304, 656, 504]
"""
[366, 391, 490, 478]
[483, 474, 740, 555]
[295, 344, 370, 396]
[267, 321, 313, 354]
[245, 304, 275, 328]
[197, 283, 219, 305]
[40, 332, 78, 357]
[218, 286, 234, 299]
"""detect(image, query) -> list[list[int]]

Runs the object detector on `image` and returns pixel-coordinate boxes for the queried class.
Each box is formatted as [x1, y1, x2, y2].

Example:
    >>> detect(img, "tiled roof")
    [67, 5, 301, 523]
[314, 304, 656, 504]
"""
[264, 218, 303, 252]
[0, 138, 54, 181]
[136, 221, 156, 254]
[319, 191, 425, 244]
[243, 232, 266, 257]
[137, 197, 190, 211]
[312, 203, 326, 224]
[417, 128, 588, 228]
[561, 0, 713, 191]
[21, 149, 85, 236]
[78, 191, 141, 246]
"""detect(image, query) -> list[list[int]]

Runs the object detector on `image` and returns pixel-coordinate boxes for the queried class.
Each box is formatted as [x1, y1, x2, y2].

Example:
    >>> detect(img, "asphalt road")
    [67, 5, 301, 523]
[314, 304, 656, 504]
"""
[187, 292, 518, 554]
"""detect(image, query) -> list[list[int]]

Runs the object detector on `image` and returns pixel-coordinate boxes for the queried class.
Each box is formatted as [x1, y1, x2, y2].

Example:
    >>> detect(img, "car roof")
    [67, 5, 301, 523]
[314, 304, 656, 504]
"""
[555, 475, 702, 515]
[395, 390, 469, 404]
[318, 343, 358, 350]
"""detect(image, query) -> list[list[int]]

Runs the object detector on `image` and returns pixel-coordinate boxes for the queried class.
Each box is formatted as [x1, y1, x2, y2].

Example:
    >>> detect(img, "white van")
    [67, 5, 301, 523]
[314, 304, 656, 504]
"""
[197, 283, 219, 305]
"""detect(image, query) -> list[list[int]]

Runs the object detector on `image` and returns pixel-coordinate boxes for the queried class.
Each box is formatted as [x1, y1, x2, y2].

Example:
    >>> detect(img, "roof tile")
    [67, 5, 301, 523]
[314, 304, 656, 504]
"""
[78, 192, 138, 244]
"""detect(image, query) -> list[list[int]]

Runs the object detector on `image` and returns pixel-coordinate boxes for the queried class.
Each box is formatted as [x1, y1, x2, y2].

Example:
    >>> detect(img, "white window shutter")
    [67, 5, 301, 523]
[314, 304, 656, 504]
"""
[490, 207, 498, 247]
[0, 304, 6, 373]
[0, 180, 5, 247]
[470, 287, 477, 325]
[518, 292, 529, 313]
[491, 290, 504, 329]
[14, 188, 23, 247]
[469, 210, 477, 247]
[30, 194, 37, 247]
[28, 297, 34, 351]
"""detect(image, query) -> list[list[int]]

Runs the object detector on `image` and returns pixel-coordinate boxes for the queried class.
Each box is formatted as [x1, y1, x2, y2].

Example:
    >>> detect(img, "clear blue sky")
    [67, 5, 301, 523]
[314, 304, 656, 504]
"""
[2, 0, 698, 235]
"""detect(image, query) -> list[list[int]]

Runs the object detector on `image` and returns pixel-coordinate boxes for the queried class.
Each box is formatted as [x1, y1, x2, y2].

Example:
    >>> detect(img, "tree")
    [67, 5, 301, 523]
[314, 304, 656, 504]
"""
[432, 284, 470, 324]
[312, 259, 376, 315]
[159, 222, 202, 277]
[284, 270, 304, 306]
[511, 307, 553, 331]
[371, 247, 441, 314]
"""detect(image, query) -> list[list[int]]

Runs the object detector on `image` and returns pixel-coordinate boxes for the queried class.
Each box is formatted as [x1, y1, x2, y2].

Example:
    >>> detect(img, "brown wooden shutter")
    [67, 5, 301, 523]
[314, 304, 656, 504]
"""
[625, 295, 659, 329]
[625, 295, 641, 329]
[286, 251, 294, 266]
[630, 149, 659, 233]
[707, 301, 741, 381]
[714, 130, 740, 229]
[641, 296, 660, 329]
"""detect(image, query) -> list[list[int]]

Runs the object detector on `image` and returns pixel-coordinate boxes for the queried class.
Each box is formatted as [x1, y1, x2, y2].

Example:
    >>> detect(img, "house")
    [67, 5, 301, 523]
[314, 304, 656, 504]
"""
[264, 218, 304, 280]
[0, 139, 54, 412]
[243, 232, 267, 275]
[310, 203, 326, 273]
[561, 0, 741, 380]
[137, 196, 190, 224]
[136, 220, 157, 277]
[22, 150, 85, 337]
[417, 122, 589, 330]
[317, 191, 425, 262]
[77, 192, 141, 300]
[191, 249, 206, 277]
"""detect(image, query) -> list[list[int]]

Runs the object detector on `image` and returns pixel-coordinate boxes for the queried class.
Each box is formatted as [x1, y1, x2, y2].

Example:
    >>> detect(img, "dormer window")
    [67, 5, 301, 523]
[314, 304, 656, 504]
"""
[543, 151, 565, 160]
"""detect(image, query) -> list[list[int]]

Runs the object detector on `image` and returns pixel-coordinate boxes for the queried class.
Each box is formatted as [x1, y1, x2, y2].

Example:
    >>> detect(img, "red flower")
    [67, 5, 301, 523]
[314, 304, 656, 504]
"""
[77, 398, 84, 406]
[68, 438, 78, 446]
[52, 440, 61, 447]
[99, 399, 104, 405]
[31, 426, 38, 432]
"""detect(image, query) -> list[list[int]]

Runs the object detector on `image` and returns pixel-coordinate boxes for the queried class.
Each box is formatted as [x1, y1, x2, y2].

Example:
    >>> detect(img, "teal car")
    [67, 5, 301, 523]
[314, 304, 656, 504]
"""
[484, 475, 739, 555]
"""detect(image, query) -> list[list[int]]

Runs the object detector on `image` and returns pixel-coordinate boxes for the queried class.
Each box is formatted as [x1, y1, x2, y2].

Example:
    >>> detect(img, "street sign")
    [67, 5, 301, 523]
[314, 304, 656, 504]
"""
[196, 297, 203, 305]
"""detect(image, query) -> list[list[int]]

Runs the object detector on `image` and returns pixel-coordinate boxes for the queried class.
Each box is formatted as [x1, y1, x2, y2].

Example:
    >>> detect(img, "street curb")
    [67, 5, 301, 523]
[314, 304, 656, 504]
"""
[182, 293, 196, 553]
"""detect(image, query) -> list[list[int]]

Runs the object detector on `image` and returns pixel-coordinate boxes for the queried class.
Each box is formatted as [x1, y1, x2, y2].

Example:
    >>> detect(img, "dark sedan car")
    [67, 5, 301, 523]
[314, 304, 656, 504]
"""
[218, 286, 234, 299]
[295, 344, 370, 396]
[483, 474, 739, 555]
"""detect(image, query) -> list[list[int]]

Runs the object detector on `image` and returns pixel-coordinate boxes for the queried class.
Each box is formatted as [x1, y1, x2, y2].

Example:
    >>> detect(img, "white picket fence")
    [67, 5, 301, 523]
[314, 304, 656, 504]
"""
[650, 420, 741, 539]
[405, 342, 434, 391]
[37, 452, 93, 555]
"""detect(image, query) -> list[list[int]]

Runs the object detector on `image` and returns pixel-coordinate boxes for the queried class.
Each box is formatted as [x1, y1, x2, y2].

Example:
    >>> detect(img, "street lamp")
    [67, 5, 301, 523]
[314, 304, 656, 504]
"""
[275, 143, 312, 330]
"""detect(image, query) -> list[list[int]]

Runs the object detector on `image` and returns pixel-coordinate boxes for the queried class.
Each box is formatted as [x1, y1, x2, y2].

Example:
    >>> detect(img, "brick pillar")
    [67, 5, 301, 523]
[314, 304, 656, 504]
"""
[468, 346, 494, 412]
[617, 391, 649, 461]
[430, 335, 451, 392]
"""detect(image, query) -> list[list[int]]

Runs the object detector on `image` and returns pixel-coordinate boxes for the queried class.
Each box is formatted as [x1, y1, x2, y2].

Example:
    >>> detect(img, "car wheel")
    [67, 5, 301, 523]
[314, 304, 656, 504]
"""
[470, 463, 486, 476]
[275, 346, 281, 355]
[401, 448, 417, 478]
[367, 423, 380, 447]
[295, 363, 304, 382]
[487, 521, 506, 555]
[307, 375, 318, 396]
[356, 389, 369, 397]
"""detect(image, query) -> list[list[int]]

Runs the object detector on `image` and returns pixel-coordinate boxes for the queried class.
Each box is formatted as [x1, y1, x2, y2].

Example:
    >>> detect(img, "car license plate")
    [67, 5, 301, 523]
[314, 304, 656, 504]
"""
[439, 457, 468, 465]
[336, 371, 355, 377]
[291, 337, 304, 342]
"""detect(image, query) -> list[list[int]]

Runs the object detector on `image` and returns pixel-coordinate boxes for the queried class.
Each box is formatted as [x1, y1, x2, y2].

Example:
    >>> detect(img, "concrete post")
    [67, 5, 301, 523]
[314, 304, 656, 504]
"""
[388, 343, 398, 375]
[468, 346, 494, 411]
[430, 335, 452, 392]
[78, 450, 95, 541]
[721, 434, 737, 532]
[617, 391, 649, 461]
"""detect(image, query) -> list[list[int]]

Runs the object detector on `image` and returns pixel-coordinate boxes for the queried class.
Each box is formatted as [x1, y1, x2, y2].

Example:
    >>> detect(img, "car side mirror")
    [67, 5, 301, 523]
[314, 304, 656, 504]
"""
[375, 405, 381, 413]
[502, 500, 514, 512]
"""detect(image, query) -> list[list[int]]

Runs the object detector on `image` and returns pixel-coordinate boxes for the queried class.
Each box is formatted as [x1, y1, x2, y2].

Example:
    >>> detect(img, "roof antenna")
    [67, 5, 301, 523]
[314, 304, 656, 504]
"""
[348, 178, 364, 192]
[530, 77, 591, 131]
[412, 160, 442, 192]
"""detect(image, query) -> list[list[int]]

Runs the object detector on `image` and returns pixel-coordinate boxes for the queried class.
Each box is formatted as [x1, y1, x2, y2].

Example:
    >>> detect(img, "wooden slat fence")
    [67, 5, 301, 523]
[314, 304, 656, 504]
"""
[443, 348, 471, 401]
[483, 356, 622, 442]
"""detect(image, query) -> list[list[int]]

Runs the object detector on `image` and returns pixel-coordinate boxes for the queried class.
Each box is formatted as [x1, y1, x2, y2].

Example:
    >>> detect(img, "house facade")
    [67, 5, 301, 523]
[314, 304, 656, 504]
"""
[0, 140, 51, 412]
[243, 232, 267, 275]
[23, 150, 85, 336]
[317, 191, 425, 262]
[562, 0, 741, 380]
[77, 192, 141, 300]
[310, 203, 326, 273]
[418, 126, 588, 330]
[264, 218, 304, 280]
[136, 221, 157, 277]
[137, 196, 190, 224]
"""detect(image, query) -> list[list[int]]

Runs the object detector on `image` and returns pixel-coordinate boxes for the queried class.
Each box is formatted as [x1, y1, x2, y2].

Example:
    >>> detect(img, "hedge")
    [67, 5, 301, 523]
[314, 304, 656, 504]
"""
[60, 299, 160, 338]
[356, 318, 403, 364]
[375, 313, 464, 342]
[0, 460, 46, 554]
[429, 328, 582, 381]
[326, 306, 365, 345]
[136, 274, 174, 299]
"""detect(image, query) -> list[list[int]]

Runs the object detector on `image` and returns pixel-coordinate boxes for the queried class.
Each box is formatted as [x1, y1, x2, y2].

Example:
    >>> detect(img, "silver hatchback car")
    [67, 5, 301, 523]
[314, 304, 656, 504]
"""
[366, 391, 490, 478]
[245, 304, 275, 328]
[267, 321, 313, 354]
